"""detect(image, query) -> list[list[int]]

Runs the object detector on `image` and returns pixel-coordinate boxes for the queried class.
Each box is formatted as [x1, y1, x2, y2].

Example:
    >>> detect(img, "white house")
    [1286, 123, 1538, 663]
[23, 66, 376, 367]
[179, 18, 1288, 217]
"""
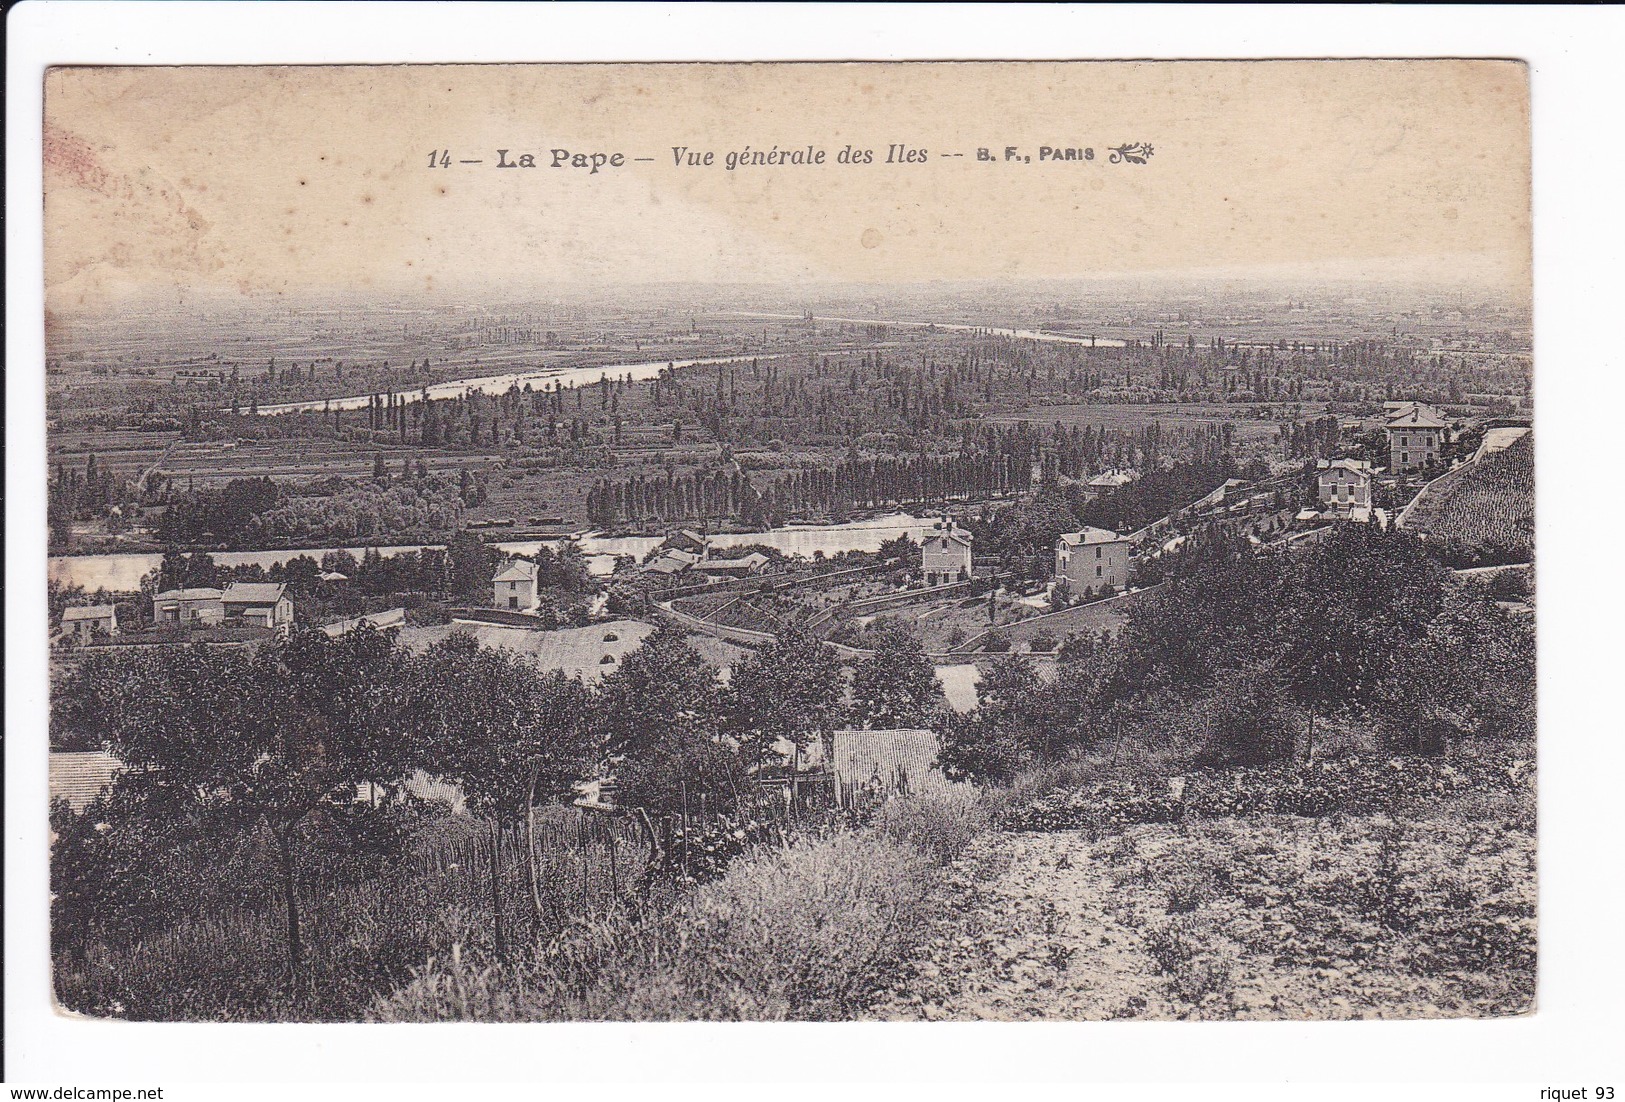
[1317, 458, 1373, 514]
[221, 582, 294, 629]
[492, 559, 540, 611]
[61, 604, 118, 642]
[1055, 526, 1131, 595]
[921, 519, 973, 586]
[1385, 404, 1449, 472]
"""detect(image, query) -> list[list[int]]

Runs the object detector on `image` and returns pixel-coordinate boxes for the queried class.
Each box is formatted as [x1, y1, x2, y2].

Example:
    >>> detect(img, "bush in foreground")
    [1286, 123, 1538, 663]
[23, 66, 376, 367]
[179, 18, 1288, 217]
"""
[372, 826, 949, 1021]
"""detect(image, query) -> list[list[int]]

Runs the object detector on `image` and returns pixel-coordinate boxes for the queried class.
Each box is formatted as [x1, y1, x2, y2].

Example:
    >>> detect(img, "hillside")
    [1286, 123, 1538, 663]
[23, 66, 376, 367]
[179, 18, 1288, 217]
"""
[1406, 434, 1533, 566]
[873, 800, 1534, 1021]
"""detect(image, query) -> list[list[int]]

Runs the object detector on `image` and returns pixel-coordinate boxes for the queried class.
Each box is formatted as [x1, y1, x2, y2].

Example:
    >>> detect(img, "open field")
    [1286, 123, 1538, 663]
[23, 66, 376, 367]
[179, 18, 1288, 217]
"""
[49, 429, 179, 482]
[863, 592, 1044, 653]
[395, 619, 657, 683]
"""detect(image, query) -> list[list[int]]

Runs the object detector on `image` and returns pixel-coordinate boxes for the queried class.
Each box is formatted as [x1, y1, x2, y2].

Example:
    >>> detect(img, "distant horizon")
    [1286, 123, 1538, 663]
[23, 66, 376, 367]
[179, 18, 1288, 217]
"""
[46, 262, 1531, 321]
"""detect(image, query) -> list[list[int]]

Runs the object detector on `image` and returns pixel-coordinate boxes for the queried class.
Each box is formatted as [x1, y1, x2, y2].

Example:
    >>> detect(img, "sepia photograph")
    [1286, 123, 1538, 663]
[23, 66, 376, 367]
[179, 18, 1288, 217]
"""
[32, 56, 1542, 1028]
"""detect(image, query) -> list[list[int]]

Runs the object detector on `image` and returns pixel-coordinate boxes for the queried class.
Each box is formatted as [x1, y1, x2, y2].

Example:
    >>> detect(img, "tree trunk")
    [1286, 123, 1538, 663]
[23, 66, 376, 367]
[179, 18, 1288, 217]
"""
[525, 770, 544, 939]
[487, 817, 508, 963]
[271, 821, 303, 989]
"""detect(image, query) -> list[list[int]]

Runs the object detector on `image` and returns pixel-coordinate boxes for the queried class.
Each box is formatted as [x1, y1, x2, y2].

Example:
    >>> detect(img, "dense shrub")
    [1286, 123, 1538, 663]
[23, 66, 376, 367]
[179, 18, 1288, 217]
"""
[373, 828, 944, 1021]
[1004, 749, 1531, 834]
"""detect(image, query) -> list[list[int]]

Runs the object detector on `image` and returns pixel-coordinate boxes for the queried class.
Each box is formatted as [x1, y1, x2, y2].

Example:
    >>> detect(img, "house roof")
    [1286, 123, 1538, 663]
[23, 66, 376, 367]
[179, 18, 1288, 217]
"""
[61, 604, 116, 622]
[49, 751, 124, 813]
[493, 559, 539, 583]
[1319, 458, 1373, 476]
[1386, 405, 1449, 429]
[154, 588, 224, 602]
[222, 582, 288, 604]
[926, 523, 972, 546]
[646, 550, 701, 574]
[692, 552, 769, 572]
[830, 729, 957, 798]
[1058, 526, 1127, 547]
[1088, 471, 1133, 487]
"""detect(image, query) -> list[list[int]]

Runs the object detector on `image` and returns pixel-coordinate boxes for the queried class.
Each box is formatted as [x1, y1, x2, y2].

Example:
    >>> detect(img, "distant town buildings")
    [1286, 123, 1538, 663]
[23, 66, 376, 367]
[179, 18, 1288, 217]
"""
[1055, 526, 1131, 595]
[921, 519, 973, 586]
[493, 559, 541, 611]
[1385, 402, 1449, 472]
[60, 604, 117, 642]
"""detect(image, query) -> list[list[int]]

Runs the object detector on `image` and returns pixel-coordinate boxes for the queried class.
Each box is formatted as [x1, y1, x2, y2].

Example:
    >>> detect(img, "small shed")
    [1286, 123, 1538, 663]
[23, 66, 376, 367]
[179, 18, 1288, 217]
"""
[831, 728, 955, 803]
[60, 604, 118, 641]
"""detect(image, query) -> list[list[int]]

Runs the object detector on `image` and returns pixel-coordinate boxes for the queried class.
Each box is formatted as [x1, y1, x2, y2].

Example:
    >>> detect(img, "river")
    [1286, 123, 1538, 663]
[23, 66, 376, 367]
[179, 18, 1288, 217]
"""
[726, 311, 1130, 348]
[253, 352, 789, 416]
[48, 513, 938, 593]
[253, 313, 1128, 416]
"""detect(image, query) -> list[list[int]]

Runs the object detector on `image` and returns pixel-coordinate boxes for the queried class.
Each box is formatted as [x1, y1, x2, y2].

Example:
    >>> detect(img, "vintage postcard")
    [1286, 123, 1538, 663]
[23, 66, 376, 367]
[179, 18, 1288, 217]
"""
[43, 60, 1533, 1023]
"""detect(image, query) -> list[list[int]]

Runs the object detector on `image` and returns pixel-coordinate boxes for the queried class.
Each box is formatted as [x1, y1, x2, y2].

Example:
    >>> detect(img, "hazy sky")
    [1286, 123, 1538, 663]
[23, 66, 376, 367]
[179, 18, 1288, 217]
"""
[44, 61, 1531, 310]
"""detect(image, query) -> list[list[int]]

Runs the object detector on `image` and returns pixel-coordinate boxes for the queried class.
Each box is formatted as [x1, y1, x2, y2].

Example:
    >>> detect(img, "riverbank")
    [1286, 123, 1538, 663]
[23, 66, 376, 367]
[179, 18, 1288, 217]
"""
[48, 513, 937, 593]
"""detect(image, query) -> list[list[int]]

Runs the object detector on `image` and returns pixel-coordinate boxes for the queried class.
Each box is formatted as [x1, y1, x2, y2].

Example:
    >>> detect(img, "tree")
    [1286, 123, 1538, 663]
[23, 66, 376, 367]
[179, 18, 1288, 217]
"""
[721, 629, 845, 772]
[446, 531, 499, 602]
[51, 627, 414, 987]
[408, 632, 592, 954]
[850, 623, 944, 729]
[1192, 658, 1300, 767]
[938, 653, 1045, 783]
[1279, 524, 1449, 724]
[591, 627, 737, 816]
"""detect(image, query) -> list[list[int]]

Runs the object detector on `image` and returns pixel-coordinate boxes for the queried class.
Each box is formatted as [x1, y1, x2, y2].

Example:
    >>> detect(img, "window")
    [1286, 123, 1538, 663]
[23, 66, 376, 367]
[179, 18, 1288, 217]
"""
[1402, 452, 1409, 465]
[1095, 546, 1102, 558]
[1096, 565, 1103, 578]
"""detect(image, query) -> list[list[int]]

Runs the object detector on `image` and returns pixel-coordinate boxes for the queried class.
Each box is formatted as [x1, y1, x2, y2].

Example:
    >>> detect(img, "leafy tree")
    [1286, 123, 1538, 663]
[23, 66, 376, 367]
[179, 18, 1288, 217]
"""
[721, 629, 845, 771]
[408, 632, 592, 955]
[939, 653, 1045, 782]
[1192, 658, 1300, 766]
[53, 627, 415, 985]
[592, 627, 737, 815]
[850, 623, 944, 729]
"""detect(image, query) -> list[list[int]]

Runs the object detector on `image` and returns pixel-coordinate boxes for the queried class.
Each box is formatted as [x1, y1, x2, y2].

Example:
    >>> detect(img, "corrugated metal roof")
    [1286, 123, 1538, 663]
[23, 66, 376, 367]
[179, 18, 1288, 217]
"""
[832, 728, 954, 797]
[49, 751, 123, 813]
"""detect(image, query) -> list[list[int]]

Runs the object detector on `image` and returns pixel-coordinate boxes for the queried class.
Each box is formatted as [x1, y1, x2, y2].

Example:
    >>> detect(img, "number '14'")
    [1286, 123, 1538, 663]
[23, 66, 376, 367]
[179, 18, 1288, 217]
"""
[427, 150, 451, 168]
